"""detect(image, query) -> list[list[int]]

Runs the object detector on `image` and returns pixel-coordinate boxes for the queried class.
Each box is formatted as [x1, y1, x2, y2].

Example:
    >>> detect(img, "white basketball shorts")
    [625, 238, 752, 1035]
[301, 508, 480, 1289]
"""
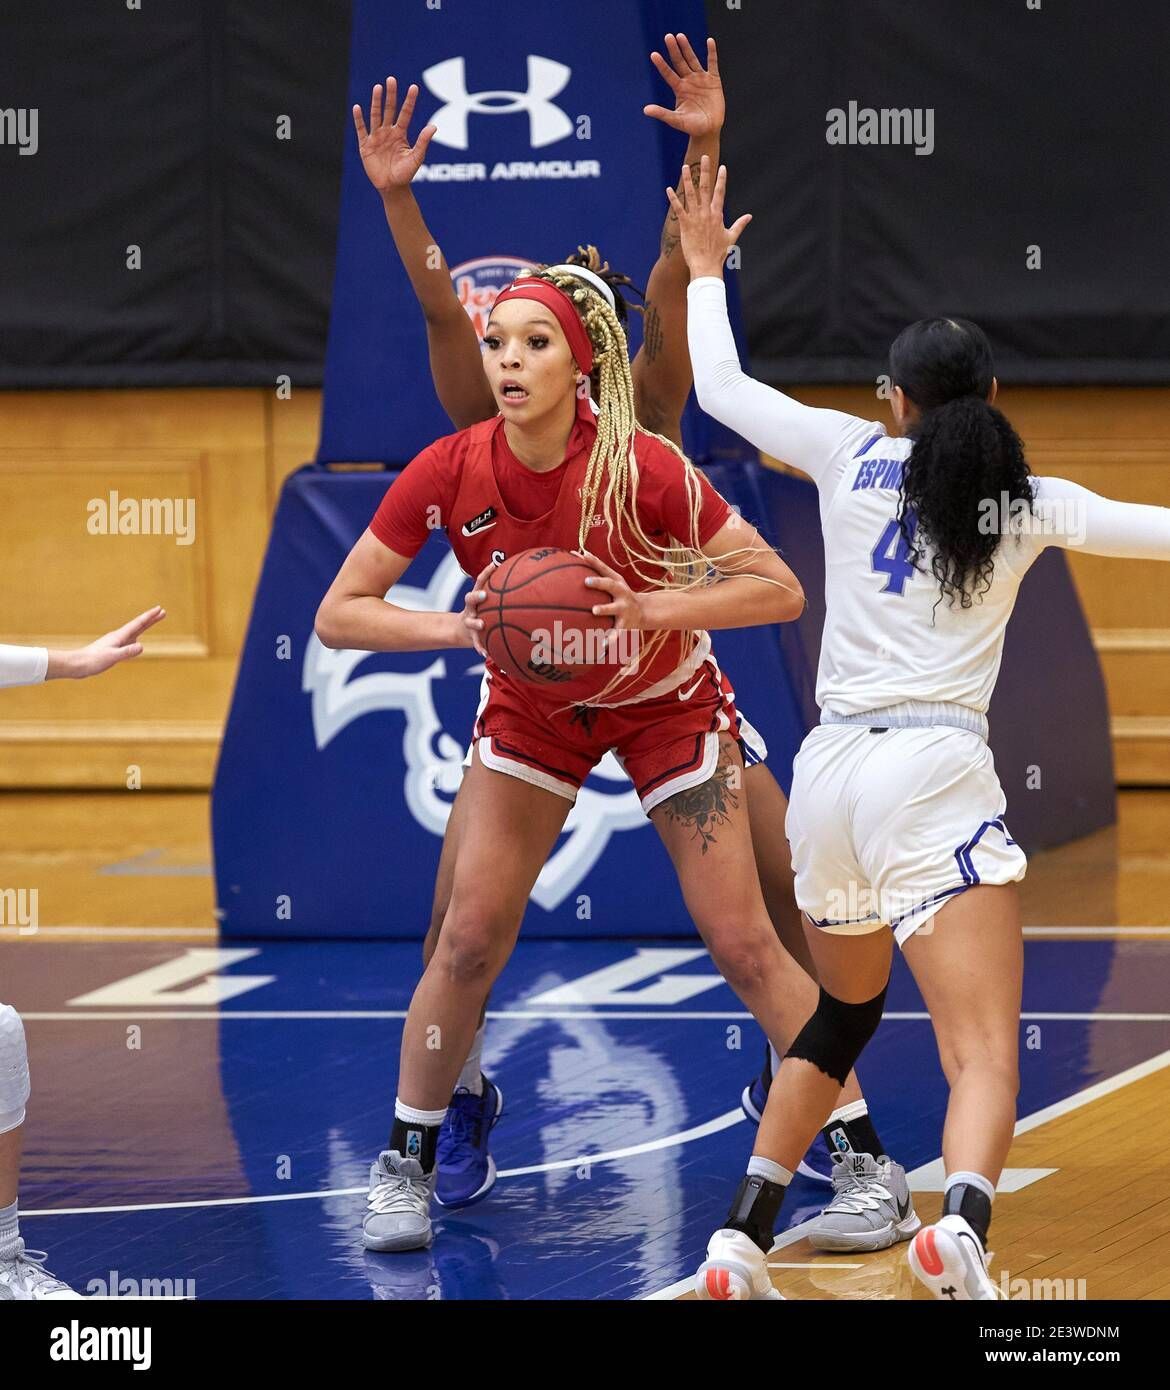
[786, 723, 1028, 946]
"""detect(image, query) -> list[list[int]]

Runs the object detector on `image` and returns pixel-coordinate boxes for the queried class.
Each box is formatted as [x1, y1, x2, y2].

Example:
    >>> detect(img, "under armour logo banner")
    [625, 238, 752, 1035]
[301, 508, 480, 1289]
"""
[422, 56, 573, 149]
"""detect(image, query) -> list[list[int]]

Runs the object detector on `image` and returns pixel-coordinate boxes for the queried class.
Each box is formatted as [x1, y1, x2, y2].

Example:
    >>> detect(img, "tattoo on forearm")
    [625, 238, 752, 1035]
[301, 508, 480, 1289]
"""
[643, 302, 664, 361]
[661, 741, 741, 852]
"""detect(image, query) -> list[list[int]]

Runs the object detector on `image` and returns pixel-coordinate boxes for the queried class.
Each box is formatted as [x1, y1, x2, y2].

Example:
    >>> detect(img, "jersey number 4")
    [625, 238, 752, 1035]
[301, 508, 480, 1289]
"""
[871, 516, 918, 595]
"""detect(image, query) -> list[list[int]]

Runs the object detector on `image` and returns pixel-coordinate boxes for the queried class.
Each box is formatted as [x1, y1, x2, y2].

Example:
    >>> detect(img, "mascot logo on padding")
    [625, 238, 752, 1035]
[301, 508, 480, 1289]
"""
[303, 549, 646, 910]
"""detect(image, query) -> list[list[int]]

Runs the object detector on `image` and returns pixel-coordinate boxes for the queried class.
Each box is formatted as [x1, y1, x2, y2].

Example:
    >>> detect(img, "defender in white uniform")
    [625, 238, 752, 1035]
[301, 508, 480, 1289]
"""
[0, 606, 164, 1300]
[668, 158, 1170, 1302]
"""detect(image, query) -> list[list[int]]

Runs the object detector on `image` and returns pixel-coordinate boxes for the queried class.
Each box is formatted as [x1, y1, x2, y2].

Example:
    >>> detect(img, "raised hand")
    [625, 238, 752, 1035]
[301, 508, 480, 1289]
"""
[664, 155, 751, 280]
[353, 77, 437, 194]
[644, 34, 725, 139]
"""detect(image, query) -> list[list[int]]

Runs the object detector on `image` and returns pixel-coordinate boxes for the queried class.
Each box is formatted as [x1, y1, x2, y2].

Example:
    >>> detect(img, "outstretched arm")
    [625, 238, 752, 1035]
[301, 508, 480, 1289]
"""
[1, 606, 166, 686]
[354, 79, 496, 429]
[1032, 477, 1170, 559]
[633, 34, 724, 445]
[672, 158, 877, 482]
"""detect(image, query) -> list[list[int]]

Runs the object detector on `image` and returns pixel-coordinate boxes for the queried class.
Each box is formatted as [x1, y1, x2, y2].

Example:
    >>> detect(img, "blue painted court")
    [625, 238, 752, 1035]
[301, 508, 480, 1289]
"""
[9, 935, 1169, 1299]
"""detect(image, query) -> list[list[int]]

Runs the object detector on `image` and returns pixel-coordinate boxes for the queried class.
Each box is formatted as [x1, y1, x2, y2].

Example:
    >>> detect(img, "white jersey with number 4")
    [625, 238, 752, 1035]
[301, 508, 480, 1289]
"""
[686, 277, 1170, 723]
[686, 277, 1170, 941]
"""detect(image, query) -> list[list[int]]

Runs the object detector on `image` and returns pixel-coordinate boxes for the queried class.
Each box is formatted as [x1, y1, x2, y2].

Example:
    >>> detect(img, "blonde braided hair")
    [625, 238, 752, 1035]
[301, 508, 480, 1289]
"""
[519, 265, 791, 705]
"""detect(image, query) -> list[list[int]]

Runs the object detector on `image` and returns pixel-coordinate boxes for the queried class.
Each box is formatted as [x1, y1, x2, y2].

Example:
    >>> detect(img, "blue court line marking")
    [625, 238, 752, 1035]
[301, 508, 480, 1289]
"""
[21, 1108, 746, 1219]
[641, 1044, 1170, 1299]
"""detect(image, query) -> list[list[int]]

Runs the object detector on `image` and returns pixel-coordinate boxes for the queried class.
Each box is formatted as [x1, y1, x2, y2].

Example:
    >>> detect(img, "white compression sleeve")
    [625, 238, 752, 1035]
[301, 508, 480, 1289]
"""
[686, 276, 877, 484]
[1033, 477, 1170, 560]
[0, 644, 48, 689]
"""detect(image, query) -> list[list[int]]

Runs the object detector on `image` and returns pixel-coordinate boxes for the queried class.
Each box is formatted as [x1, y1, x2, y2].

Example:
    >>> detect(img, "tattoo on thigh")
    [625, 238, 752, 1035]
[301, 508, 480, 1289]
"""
[661, 741, 741, 853]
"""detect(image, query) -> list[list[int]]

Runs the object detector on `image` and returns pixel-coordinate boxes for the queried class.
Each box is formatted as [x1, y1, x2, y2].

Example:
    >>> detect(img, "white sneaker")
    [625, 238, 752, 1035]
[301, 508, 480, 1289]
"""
[0, 1241, 83, 1300]
[808, 1152, 921, 1253]
[695, 1229, 784, 1301]
[908, 1214, 1003, 1300]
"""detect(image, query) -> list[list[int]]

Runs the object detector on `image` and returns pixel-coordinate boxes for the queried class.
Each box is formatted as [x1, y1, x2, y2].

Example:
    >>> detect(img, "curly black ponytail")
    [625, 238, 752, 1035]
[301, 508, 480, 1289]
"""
[890, 318, 1032, 608]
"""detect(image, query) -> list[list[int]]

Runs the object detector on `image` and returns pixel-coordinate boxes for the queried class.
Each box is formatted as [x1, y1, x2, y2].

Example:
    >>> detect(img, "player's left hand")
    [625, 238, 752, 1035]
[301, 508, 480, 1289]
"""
[644, 34, 724, 138]
[665, 154, 752, 280]
[579, 552, 647, 631]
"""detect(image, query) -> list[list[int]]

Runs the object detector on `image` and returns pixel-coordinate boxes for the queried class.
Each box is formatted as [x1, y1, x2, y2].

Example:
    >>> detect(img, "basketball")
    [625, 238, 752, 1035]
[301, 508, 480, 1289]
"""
[480, 547, 618, 698]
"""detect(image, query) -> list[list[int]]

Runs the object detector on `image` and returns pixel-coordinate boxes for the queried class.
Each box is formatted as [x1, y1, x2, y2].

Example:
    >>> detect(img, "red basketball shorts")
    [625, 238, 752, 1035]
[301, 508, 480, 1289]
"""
[470, 655, 768, 815]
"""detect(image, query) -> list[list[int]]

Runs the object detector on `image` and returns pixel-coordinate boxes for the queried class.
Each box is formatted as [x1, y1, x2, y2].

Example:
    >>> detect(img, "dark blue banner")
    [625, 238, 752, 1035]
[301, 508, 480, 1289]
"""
[212, 462, 1114, 939]
[212, 461, 811, 939]
[317, 0, 751, 466]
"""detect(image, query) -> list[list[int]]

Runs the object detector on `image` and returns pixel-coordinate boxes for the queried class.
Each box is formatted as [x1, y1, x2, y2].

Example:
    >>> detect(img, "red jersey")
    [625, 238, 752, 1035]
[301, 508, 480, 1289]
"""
[369, 398, 734, 704]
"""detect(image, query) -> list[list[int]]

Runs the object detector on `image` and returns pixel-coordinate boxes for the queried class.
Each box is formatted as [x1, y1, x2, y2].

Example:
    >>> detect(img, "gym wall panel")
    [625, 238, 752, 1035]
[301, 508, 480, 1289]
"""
[0, 388, 319, 787]
[0, 384, 1164, 786]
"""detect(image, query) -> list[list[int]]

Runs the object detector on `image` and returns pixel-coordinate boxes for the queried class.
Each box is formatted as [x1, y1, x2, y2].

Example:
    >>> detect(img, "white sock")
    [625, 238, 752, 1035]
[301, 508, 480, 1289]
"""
[0, 1199, 18, 1259]
[455, 1026, 485, 1096]
[747, 1155, 792, 1186]
[827, 1099, 869, 1125]
[944, 1169, 996, 1203]
[393, 1099, 448, 1126]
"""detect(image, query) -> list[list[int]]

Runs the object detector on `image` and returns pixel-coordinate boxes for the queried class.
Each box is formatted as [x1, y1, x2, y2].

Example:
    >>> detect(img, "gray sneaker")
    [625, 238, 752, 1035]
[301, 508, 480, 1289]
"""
[807, 1152, 921, 1253]
[0, 1241, 83, 1299]
[363, 1150, 437, 1253]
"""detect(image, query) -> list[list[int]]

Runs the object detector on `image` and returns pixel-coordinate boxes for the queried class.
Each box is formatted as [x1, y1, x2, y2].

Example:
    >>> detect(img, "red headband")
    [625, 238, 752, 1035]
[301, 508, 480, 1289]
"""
[491, 276, 594, 375]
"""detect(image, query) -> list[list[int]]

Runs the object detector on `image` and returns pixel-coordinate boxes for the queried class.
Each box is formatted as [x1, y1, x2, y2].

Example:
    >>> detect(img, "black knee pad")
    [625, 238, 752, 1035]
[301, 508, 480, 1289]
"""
[785, 980, 889, 1088]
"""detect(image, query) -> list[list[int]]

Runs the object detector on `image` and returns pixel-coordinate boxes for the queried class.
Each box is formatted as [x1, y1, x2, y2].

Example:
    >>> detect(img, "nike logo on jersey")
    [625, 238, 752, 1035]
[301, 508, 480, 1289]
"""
[677, 674, 706, 702]
[461, 507, 497, 536]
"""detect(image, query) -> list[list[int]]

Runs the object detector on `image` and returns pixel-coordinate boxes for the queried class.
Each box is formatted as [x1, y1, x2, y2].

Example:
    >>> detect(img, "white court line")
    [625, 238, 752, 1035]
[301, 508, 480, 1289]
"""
[1, 925, 1163, 945]
[641, 1044, 1170, 1299]
[17, 1010, 1170, 1022]
[22, 1109, 746, 1219]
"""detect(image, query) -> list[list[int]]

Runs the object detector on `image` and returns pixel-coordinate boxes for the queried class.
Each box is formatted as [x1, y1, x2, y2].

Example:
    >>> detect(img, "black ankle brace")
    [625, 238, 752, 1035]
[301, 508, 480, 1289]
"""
[724, 1173, 787, 1255]
[943, 1182, 992, 1248]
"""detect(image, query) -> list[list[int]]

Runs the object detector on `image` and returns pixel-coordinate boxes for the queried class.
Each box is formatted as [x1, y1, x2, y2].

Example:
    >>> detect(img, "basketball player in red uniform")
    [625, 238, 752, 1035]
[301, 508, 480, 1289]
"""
[315, 262, 820, 1251]
[345, 34, 913, 1251]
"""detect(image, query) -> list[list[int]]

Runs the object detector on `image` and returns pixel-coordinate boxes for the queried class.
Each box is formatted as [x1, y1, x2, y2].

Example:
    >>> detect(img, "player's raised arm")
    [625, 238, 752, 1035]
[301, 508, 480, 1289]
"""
[672, 157, 876, 483]
[632, 34, 724, 444]
[353, 78, 496, 429]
